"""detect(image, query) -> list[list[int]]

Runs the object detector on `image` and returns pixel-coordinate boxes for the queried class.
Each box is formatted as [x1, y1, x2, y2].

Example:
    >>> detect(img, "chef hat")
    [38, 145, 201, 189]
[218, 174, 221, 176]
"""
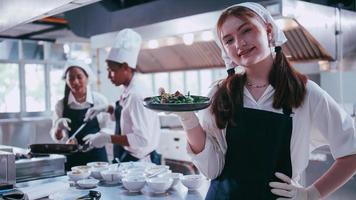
[106, 28, 142, 69]
[62, 60, 96, 83]
[215, 2, 287, 72]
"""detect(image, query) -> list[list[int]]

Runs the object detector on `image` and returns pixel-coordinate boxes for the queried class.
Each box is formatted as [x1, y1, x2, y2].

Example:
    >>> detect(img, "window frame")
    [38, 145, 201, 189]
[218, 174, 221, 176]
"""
[0, 40, 65, 119]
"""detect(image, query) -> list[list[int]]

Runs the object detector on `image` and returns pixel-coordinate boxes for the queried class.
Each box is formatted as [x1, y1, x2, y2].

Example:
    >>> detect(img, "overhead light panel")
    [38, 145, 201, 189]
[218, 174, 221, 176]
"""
[182, 33, 194, 45]
[201, 30, 214, 41]
[148, 40, 159, 49]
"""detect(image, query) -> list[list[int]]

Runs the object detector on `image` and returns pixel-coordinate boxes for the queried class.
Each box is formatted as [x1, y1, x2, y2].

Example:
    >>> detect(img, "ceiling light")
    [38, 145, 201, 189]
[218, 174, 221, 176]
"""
[148, 40, 159, 49]
[201, 30, 214, 41]
[182, 33, 194, 45]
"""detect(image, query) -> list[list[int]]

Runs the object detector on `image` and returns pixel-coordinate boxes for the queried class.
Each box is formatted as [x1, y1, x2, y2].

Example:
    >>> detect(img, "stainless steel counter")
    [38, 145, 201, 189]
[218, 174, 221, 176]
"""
[16, 155, 66, 182]
[16, 175, 210, 200]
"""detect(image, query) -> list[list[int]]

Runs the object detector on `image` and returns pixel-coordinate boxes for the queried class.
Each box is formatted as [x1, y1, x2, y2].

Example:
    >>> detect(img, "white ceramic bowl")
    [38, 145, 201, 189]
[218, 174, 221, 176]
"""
[100, 169, 121, 184]
[67, 170, 91, 182]
[77, 179, 99, 189]
[126, 167, 145, 175]
[132, 161, 155, 168]
[90, 165, 109, 179]
[86, 162, 109, 167]
[124, 171, 146, 178]
[122, 176, 146, 192]
[145, 165, 169, 176]
[117, 162, 134, 169]
[146, 177, 173, 194]
[108, 163, 120, 171]
[180, 175, 204, 190]
[159, 172, 183, 188]
[71, 165, 92, 172]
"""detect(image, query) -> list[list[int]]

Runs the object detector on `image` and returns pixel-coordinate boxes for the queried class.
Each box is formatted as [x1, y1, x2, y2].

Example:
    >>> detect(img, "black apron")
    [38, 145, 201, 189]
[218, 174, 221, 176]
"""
[63, 105, 108, 171]
[113, 101, 161, 164]
[206, 107, 293, 200]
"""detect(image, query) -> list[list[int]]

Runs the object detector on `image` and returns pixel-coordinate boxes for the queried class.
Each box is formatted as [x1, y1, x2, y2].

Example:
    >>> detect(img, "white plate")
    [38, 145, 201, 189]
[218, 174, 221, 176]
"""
[77, 179, 99, 189]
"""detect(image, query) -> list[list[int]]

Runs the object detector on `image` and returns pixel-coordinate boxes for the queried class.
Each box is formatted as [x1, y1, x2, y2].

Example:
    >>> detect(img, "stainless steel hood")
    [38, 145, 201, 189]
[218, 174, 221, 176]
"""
[0, 0, 100, 33]
[90, 0, 356, 73]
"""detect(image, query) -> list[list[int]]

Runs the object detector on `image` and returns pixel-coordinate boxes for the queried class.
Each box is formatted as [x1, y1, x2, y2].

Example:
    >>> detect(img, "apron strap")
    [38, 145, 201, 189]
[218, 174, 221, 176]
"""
[282, 106, 293, 116]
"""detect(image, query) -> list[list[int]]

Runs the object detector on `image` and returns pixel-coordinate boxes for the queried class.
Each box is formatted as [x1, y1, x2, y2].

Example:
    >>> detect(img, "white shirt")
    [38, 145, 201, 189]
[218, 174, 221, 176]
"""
[116, 74, 161, 159]
[188, 80, 356, 181]
[51, 88, 114, 142]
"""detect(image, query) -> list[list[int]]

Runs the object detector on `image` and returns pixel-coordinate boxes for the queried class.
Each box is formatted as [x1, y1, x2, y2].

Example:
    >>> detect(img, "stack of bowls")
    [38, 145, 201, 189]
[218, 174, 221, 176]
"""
[87, 162, 109, 179]
[100, 169, 121, 184]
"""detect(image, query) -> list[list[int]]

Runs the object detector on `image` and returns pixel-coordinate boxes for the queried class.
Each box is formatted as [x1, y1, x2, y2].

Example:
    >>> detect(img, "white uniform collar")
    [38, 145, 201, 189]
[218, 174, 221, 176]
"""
[120, 74, 138, 100]
[67, 85, 94, 105]
[244, 85, 274, 104]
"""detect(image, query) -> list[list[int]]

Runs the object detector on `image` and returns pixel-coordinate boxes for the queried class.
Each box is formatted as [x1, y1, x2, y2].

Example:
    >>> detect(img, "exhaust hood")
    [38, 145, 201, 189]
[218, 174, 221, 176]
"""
[90, 0, 356, 73]
[0, 0, 100, 33]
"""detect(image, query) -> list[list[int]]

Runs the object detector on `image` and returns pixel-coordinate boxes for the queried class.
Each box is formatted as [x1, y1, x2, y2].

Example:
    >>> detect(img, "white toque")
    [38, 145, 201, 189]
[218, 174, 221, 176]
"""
[107, 28, 142, 69]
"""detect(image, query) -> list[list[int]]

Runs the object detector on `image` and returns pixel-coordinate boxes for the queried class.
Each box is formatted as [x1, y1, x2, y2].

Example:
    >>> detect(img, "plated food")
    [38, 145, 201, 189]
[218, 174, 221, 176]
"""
[143, 88, 210, 112]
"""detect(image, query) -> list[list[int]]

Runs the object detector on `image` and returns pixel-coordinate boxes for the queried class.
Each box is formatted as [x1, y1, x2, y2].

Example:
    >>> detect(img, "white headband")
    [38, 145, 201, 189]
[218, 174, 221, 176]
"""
[63, 60, 96, 84]
[216, 2, 287, 72]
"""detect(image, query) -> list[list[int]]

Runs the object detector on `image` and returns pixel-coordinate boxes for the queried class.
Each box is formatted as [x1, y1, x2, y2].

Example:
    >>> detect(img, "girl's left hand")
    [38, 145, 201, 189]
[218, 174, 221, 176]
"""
[269, 172, 321, 200]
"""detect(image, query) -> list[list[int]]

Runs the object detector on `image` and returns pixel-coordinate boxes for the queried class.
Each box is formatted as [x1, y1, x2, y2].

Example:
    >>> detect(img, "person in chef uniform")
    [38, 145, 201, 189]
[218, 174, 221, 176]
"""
[83, 29, 161, 164]
[50, 60, 114, 171]
[171, 2, 356, 200]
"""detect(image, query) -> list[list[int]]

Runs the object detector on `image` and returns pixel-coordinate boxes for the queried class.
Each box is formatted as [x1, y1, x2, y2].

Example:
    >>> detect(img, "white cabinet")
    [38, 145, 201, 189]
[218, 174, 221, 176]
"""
[157, 129, 191, 162]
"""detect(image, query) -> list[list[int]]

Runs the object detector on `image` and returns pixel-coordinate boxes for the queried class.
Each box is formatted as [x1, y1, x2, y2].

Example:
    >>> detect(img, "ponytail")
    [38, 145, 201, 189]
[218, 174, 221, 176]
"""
[269, 46, 307, 109]
[211, 73, 246, 129]
[63, 84, 71, 111]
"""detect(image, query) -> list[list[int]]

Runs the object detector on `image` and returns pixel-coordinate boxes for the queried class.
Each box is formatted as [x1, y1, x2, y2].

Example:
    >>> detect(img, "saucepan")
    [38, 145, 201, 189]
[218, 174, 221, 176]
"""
[30, 122, 92, 155]
[29, 143, 93, 155]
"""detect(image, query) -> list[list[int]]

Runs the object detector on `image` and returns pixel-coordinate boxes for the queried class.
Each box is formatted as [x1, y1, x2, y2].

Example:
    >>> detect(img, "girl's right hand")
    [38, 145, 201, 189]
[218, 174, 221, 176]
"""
[66, 137, 78, 145]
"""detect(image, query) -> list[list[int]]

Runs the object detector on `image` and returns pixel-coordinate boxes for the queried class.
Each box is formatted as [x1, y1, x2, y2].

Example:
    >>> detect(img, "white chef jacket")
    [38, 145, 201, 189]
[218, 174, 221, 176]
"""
[50, 87, 114, 142]
[187, 80, 356, 182]
[115, 74, 161, 159]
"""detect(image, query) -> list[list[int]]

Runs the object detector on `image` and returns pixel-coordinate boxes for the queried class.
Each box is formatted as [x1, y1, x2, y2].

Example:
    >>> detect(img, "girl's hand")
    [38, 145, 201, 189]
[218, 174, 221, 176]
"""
[269, 172, 321, 200]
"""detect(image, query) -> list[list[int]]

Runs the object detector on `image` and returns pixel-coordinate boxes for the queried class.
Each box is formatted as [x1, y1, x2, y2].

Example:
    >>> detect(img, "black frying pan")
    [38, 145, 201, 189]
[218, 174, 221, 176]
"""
[29, 143, 89, 155]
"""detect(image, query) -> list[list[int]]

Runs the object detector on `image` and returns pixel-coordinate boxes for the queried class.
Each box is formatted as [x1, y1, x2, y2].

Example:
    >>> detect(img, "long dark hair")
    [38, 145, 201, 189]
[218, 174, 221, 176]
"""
[211, 6, 307, 129]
